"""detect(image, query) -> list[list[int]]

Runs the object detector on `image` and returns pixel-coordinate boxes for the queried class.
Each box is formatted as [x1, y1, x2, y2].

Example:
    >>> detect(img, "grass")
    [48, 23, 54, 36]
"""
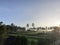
[0, 31, 57, 45]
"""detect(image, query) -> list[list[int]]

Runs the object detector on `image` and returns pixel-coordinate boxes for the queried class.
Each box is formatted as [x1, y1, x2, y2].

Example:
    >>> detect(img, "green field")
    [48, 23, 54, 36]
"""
[0, 31, 57, 45]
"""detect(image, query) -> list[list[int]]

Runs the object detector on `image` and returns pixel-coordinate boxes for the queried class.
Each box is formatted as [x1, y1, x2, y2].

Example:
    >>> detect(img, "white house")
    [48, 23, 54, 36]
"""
[27, 28, 37, 31]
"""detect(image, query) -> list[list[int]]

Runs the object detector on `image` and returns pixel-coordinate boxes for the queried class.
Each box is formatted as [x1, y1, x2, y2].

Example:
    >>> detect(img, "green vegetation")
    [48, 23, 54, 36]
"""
[0, 21, 59, 45]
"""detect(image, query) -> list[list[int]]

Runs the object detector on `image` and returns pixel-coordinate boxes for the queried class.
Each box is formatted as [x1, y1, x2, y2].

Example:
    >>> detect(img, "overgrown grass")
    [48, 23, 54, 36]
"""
[0, 31, 57, 45]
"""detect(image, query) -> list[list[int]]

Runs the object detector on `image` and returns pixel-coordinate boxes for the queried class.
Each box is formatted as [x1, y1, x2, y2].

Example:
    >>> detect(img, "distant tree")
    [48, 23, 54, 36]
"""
[27, 24, 29, 27]
[0, 22, 6, 45]
[37, 27, 42, 31]
[10, 23, 16, 32]
[26, 24, 29, 30]
[0, 22, 3, 26]
[53, 26, 60, 33]
[0, 25, 4, 34]
[32, 23, 35, 28]
[41, 27, 45, 30]
[11, 23, 15, 26]
[0, 22, 5, 34]
[6, 25, 12, 33]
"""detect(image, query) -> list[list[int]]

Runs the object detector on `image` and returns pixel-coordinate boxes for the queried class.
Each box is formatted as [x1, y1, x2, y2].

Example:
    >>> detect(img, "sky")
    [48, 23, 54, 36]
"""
[0, 0, 60, 27]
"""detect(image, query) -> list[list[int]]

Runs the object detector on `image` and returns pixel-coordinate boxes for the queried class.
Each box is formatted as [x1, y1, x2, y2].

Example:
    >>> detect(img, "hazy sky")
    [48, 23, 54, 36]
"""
[0, 0, 60, 27]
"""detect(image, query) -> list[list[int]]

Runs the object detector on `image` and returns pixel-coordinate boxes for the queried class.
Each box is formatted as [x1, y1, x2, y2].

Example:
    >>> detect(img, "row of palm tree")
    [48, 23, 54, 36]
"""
[26, 23, 35, 28]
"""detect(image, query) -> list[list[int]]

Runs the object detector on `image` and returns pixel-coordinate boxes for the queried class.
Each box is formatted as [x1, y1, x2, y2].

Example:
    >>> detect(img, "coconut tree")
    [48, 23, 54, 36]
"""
[32, 23, 35, 28]
[0, 22, 3, 26]
[26, 24, 29, 30]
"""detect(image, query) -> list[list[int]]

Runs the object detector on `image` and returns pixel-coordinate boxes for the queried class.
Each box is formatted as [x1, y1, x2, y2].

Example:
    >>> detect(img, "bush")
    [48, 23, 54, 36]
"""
[15, 36, 28, 45]
[4, 36, 28, 45]
[37, 38, 53, 45]
[31, 40, 36, 45]
[4, 36, 16, 45]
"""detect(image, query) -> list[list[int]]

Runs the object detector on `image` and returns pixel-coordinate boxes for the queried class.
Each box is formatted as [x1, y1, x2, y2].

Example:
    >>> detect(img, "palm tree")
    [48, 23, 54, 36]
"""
[0, 22, 3, 26]
[32, 23, 35, 28]
[26, 24, 29, 30]
[11, 23, 15, 26]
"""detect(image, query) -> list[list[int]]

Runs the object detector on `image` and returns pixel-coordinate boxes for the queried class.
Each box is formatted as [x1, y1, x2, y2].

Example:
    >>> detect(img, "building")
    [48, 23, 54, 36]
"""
[17, 27, 26, 32]
[27, 28, 37, 31]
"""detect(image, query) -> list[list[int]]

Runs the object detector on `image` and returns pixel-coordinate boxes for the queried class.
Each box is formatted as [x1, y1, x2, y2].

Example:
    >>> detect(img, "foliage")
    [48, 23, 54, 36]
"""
[37, 38, 55, 45]
[4, 36, 28, 45]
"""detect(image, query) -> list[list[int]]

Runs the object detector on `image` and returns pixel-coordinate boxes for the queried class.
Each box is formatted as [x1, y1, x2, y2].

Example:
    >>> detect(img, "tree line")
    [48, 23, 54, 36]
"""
[0, 22, 25, 34]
